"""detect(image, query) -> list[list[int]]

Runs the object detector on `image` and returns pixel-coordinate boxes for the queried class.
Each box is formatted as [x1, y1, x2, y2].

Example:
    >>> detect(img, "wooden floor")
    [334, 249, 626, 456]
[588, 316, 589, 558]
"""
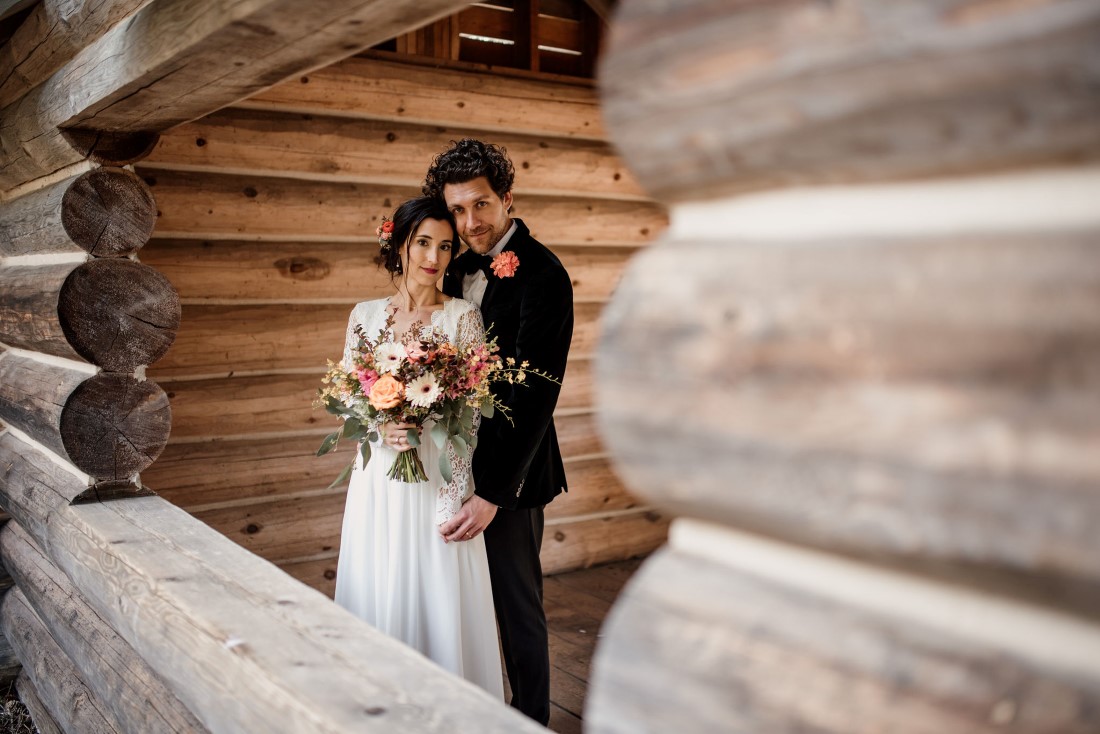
[508, 558, 644, 733]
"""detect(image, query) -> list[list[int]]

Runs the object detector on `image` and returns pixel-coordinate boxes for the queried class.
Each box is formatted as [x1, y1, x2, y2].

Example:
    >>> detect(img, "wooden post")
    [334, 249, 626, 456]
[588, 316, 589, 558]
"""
[586, 0, 1100, 731]
[0, 522, 208, 733]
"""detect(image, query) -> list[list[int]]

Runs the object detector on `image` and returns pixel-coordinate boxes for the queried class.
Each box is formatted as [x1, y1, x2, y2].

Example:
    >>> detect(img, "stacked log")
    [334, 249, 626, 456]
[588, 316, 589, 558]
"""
[138, 54, 671, 589]
[586, 0, 1100, 731]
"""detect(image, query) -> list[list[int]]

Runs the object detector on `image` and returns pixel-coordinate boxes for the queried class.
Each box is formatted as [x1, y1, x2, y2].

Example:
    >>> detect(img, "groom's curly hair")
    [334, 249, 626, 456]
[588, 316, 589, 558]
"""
[422, 139, 515, 201]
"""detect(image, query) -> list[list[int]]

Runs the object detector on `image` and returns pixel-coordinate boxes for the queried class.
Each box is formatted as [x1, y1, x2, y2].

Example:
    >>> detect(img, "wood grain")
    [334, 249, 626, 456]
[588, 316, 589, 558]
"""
[586, 546, 1100, 733]
[0, 522, 208, 733]
[0, 350, 89, 461]
[242, 54, 605, 139]
[143, 107, 646, 199]
[598, 231, 1100, 613]
[141, 169, 664, 246]
[599, 0, 1100, 202]
[15, 671, 63, 734]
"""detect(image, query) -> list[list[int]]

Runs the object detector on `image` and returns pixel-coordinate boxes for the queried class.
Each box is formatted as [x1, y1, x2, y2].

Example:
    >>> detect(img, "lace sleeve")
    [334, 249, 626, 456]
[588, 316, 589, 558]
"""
[437, 303, 485, 523]
[342, 304, 360, 368]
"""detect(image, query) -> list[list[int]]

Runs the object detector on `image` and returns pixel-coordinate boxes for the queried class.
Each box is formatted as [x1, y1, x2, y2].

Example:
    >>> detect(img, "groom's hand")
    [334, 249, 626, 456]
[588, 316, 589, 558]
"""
[440, 495, 498, 543]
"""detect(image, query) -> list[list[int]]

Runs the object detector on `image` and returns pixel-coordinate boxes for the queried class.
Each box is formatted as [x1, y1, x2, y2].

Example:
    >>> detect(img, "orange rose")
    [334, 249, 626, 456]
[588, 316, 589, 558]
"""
[368, 373, 404, 410]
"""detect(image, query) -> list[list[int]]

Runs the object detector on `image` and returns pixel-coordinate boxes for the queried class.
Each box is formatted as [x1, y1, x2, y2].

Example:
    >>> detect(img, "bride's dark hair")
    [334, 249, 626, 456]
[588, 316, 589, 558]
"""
[376, 196, 459, 276]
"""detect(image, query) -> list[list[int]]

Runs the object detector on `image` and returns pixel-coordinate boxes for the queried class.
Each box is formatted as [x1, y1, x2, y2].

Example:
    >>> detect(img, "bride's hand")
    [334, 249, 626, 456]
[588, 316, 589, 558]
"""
[381, 422, 417, 452]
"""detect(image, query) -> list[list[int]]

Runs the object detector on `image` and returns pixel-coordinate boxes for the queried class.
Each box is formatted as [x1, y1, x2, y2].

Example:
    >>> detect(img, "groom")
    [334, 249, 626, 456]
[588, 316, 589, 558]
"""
[428, 138, 573, 725]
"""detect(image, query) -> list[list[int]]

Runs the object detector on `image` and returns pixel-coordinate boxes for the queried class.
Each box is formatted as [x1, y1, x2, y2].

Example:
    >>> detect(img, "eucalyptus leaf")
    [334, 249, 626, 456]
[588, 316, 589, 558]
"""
[327, 461, 354, 489]
[439, 452, 453, 483]
[430, 423, 447, 449]
[405, 428, 421, 447]
[450, 434, 470, 462]
[367, 430, 379, 444]
[316, 430, 340, 456]
[481, 402, 495, 420]
[360, 440, 371, 467]
[341, 417, 361, 438]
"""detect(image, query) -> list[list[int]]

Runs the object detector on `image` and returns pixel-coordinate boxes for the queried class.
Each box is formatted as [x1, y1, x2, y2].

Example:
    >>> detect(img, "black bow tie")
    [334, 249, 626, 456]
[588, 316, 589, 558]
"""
[456, 250, 493, 276]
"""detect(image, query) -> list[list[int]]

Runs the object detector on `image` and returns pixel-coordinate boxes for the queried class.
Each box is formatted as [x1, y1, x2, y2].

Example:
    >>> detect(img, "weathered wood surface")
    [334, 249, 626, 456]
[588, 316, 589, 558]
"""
[15, 670, 63, 734]
[144, 433, 628, 513]
[60, 372, 171, 480]
[586, 540, 1100, 734]
[0, 588, 121, 733]
[0, 628, 19, 687]
[138, 240, 628, 305]
[0, 166, 156, 257]
[0, 0, 152, 110]
[242, 54, 605, 139]
[0, 429, 89, 543]
[600, 0, 1100, 201]
[0, 0, 472, 189]
[0, 522, 208, 733]
[0, 350, 89, 461]
[0, 258, 178, 369]
[58, 258, 180, 371]
[144, 107, 646, 199]
[140, 169, 664, 246]
[0, 432, 544, 734]
[598, 230, 1100, 613]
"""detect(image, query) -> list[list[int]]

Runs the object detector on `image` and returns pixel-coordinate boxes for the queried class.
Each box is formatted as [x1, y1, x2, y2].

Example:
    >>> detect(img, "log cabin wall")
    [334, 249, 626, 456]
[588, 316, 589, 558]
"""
[137, 23, 670, 594]
[586, 0, 1100, 732]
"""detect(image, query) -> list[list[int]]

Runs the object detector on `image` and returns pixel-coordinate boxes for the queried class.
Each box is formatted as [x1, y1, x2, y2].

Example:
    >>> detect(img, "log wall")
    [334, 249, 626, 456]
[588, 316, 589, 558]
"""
[138, 52, 670, 591]
[585, 0, 1100, 731]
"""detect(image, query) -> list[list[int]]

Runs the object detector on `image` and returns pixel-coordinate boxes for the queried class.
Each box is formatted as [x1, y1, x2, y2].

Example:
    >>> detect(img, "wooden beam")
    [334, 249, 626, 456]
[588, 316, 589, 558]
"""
[599, 229, 1100, 615]
[0, 0, 153, 110]
[0, 166, 157, 257]
[0, 258, 179, 371]
[0, 431, 545, 734]
[0, 588, 122, 733]
[141, 108, 647, 200]
[241, 54, 606, 140]
[599, 0, 1100, 202]
[0, 522, 209, 733]
[588, 541, 1100, 733]
[0, 0, 472, 191]
[580, 0, 615, 24]
[15, 671, 63, 734]
[140, 169, 665, 246]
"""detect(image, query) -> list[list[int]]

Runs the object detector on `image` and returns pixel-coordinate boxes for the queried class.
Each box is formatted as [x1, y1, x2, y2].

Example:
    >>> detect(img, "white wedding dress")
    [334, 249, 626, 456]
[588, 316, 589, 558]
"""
[334, 297, 503, 698]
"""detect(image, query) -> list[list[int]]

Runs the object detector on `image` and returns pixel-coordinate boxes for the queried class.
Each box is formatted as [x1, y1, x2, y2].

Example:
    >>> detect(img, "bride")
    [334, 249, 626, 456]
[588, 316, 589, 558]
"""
[334, 196, 503, 697]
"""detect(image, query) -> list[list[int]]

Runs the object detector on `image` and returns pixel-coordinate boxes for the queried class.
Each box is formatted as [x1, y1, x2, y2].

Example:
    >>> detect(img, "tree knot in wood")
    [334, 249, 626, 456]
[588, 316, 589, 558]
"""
[274, 257, 329, 281]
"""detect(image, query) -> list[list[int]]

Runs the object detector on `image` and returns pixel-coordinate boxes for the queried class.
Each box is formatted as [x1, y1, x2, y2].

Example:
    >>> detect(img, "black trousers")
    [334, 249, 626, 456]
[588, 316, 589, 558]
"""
[483, 505, 550, 725]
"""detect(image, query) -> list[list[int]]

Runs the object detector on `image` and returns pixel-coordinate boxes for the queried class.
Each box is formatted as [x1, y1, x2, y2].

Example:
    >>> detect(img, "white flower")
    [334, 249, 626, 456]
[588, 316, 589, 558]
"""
[406, 373, 441, 408]
[374, 342, 406, 374]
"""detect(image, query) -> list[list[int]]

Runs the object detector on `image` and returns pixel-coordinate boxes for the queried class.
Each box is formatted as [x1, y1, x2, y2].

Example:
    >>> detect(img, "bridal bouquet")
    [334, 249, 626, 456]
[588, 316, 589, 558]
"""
[316, 315, 537, 487]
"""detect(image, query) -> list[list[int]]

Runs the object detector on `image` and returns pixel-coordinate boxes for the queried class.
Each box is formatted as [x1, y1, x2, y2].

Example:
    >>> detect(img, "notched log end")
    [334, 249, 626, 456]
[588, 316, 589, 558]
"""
[62, 128, 161, 167]
[71, 480, 157, 505]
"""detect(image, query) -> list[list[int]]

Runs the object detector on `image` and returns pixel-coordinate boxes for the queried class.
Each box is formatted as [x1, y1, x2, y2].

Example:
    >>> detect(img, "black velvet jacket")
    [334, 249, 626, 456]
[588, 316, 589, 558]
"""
[443, 219, 574, 510]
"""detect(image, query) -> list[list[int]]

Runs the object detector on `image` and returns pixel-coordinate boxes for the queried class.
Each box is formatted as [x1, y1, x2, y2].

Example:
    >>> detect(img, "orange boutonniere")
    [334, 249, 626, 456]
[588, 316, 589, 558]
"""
[490, 251, 520, 278]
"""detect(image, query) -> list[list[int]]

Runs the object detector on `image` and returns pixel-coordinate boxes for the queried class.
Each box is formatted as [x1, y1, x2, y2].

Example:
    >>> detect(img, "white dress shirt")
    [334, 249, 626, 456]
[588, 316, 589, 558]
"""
[462, 220, 518, 307]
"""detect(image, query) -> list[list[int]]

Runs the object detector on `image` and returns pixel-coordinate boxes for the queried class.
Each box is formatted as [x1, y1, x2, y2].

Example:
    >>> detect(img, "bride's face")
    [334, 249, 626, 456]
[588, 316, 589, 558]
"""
[400, 218, 455, 286]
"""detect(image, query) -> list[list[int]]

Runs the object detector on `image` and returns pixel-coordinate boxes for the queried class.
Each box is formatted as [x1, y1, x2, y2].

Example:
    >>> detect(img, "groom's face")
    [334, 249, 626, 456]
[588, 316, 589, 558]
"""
[443, 176, 513, 256]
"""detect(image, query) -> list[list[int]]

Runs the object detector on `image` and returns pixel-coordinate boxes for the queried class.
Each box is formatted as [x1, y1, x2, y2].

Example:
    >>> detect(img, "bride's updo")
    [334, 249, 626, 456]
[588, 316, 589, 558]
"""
[375, 196, 458, 275]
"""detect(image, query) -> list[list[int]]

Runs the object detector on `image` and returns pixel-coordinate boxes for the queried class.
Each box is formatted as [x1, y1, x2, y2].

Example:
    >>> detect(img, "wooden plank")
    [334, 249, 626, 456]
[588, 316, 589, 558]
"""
[599, 231, 1100, 614]
[0, 588, 122, 733]
[541, 510, 668, 574]
[548, 557, 642, 605]
[137, 239, 629, 305]
[0, 0, 472, 190]
[0, 431, 543, 734]
[141, 169, 664, 246]
[193, 491, 346, 565]
[586, 543, 1100, 734]
[0, 522, 209, 733]
[144, 433, 627, 515]
[0, 0, 152, 110]
[141, 107, 647, 199]
[241, 54, 606, 139]
[600, 0, 1100, 202]
[548, 703, 582, 734]
[279, 554, 338, 599]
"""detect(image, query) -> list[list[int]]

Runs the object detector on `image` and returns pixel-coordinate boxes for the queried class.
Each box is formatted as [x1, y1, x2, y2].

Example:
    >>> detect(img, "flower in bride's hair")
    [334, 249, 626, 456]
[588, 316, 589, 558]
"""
[374, 342, 406, 374]
[490, 251, 519, 278]
[368, 374, 404, 410]
[406, 373, 442, 408]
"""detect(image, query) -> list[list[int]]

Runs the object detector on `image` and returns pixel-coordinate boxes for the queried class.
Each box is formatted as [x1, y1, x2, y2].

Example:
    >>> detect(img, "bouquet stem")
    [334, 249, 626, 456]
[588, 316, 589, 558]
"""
[387, 448, 429, 483]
